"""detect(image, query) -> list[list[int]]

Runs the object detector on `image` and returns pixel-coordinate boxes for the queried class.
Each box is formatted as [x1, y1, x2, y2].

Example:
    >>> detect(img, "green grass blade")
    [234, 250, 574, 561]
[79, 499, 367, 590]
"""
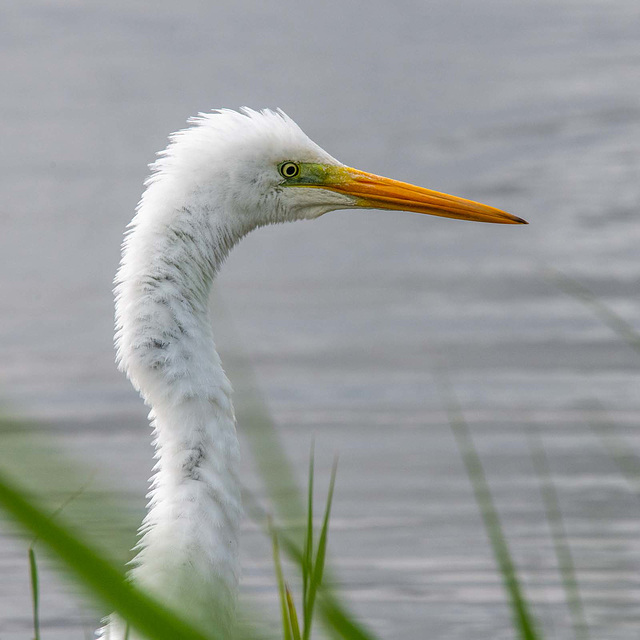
[528, 428, 590, 640]
[0, 468, 222, 640]
[303, 458, 338, 640]
[587, 403, 640, 497]
[245, 488, 379, 640]
[276, 532, 375, 640]
[27, 467, 95, 640]
[271, 519, 293, 640]
[316, 595, 373, 640]
[545, 268, 640, 354]
[215, 295, 381, 640]
[302, 444, 314, 635]
[285, 586, 302, 640]
[28, 546, 40, 640]
[313, 458, 338, 593]
[213, 293, 305, 531]
[0, 419, 140, 569]
[437, 373, 542, 640]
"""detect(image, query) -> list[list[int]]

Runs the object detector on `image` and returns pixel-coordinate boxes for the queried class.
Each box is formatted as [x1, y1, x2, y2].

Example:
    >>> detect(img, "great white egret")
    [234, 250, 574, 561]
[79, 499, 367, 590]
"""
[104, 107, 525, 639]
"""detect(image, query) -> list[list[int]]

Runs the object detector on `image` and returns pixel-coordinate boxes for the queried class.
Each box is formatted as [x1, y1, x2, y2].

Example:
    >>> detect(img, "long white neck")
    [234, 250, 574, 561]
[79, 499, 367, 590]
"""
[108, 191, 250, 639]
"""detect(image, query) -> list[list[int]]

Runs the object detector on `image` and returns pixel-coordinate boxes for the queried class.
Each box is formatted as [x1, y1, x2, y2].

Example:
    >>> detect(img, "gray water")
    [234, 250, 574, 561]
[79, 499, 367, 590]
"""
[2, 0, 640, 638]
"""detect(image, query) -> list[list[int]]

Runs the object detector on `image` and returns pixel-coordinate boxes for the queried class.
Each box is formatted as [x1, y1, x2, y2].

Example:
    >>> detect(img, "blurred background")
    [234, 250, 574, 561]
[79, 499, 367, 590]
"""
[1, 0, 640, 638]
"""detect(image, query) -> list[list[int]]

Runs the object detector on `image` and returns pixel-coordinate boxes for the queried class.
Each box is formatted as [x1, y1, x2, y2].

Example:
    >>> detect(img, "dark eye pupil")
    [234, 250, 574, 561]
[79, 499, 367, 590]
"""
[281, 162, 298, 178]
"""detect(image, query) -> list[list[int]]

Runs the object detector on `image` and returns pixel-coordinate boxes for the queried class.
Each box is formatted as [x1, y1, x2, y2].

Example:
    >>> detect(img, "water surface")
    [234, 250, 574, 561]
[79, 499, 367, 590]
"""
[1, 1, 640, 638]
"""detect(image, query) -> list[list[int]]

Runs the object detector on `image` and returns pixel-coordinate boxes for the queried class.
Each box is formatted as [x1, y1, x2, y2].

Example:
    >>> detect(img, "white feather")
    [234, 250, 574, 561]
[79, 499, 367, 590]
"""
[104, 109, 354, 639]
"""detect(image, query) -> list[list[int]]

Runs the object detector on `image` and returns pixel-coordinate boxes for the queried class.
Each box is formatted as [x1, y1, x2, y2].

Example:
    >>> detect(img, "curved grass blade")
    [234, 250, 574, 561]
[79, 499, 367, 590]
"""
[216, 293, 381, 640]
[302, 443, 314, 633]
[586, 402, 640, 497]
[28, 546, 40, 640]
[271, 519, 293, 640]
[436, 372, 542, 640]
[316, 597, 374, 640]
[213, 292, 305, 531]
[0, 419, 139, 568]
[545, 268, 640, 354]
[29, 464, 96, 640]
[285, 587, 301, 640]
[528, 428, 589, 640]
[0, 468, 222, 640]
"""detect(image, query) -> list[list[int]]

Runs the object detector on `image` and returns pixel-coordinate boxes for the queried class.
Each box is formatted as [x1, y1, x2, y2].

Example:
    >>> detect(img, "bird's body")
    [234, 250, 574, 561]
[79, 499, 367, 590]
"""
[104, 108, 524, 639]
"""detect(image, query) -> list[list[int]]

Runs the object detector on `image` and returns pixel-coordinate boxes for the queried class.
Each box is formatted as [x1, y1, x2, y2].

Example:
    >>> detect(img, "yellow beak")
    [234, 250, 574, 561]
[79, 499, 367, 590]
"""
[327, 167, 527, 224]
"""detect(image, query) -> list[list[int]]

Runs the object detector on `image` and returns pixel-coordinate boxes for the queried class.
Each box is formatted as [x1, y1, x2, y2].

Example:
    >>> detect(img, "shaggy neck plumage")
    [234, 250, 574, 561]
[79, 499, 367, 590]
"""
[110, 198, 249, 639]
[104, 107, 344, 640]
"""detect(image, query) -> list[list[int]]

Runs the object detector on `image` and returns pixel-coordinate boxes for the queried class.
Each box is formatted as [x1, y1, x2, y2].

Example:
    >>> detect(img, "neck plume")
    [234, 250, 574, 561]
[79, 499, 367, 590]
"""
[108, 193, 246, 638]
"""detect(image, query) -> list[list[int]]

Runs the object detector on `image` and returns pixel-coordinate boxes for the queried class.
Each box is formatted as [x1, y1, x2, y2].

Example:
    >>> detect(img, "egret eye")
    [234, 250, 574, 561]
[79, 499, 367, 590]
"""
[278, 162, 300, 179]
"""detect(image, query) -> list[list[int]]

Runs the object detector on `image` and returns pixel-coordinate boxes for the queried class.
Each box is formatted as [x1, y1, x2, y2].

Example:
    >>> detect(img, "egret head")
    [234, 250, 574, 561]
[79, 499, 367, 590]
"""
[144, 107, 526, 233]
